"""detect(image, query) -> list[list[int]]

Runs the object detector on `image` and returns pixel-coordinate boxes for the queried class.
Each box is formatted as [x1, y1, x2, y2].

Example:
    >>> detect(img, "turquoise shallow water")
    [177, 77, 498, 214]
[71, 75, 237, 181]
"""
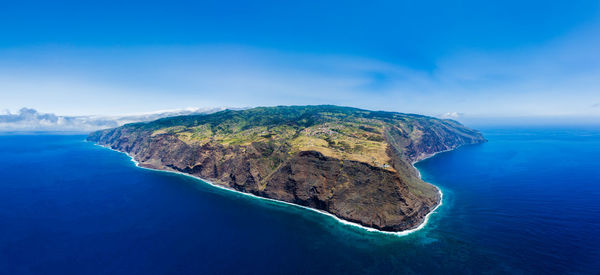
[0, 127, 599, 274]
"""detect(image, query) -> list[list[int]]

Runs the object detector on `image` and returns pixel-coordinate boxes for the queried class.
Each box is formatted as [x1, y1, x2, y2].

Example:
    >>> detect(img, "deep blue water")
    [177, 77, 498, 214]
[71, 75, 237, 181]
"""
[0, 127, 599, 274]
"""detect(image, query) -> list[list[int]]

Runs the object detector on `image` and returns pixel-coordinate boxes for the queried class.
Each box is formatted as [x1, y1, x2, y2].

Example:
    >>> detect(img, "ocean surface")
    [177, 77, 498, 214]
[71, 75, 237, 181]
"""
[0, 127, 599, 274]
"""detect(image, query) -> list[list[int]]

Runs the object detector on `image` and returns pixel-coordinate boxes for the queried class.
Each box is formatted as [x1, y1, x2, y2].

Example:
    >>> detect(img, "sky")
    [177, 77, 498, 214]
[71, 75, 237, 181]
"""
[1, 0, 599, 123]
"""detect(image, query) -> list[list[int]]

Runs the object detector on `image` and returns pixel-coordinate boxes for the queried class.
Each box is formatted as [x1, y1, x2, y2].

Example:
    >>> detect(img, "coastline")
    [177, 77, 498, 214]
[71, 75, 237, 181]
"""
[94, 143, 448, 237]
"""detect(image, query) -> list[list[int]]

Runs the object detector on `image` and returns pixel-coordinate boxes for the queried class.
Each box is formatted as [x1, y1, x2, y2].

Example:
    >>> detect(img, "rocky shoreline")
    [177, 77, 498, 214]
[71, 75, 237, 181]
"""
[95, 142, 449, 235]
[88, 106, 485, 232]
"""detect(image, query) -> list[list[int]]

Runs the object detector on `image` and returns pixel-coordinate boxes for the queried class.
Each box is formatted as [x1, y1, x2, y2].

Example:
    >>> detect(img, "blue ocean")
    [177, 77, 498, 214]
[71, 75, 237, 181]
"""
[1, 127, 599, 274]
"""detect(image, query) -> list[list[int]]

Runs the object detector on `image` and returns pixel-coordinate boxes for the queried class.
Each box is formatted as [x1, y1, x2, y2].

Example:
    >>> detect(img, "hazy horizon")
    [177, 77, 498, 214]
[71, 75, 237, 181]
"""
[1, 106, 599, 132]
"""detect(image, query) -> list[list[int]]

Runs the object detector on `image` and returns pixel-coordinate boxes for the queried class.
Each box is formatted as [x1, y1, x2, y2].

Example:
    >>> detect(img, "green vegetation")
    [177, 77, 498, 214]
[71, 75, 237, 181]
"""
[127, 105, 482, 172]
[137, 106, 395, 170]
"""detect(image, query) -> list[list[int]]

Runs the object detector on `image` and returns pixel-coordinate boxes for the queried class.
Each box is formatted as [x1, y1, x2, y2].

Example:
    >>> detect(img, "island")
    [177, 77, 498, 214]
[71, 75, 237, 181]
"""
[87, 105, 485, 232]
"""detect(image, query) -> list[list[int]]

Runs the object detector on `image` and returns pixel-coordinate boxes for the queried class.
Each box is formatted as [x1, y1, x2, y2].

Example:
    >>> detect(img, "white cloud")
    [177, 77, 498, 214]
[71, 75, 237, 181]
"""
[0, 107, 223, 132]
[439, 112, 463, 119]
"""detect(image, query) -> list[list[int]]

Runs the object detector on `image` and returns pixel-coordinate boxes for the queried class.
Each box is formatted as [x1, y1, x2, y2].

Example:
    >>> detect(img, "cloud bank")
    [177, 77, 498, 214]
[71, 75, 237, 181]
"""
[0, 107, 223, 132]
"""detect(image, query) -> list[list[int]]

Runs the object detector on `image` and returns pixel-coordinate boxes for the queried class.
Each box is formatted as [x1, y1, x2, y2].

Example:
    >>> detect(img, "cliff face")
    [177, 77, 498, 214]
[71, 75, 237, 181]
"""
[88, 105, 485, 232]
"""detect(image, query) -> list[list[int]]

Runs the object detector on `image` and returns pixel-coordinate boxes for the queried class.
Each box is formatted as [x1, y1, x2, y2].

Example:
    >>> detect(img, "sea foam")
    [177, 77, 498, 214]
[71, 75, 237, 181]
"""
[96, 143, 446, 237]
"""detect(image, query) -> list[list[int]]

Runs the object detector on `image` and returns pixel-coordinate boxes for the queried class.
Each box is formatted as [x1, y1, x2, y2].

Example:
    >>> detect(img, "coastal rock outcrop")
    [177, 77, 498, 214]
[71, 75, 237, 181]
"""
[88, 105, 485, 232]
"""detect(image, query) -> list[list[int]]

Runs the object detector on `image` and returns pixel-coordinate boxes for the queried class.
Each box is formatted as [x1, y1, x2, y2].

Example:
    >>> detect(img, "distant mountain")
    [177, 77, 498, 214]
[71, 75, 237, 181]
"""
[88, 105, 485, 232]
[0, 107, 226, 132]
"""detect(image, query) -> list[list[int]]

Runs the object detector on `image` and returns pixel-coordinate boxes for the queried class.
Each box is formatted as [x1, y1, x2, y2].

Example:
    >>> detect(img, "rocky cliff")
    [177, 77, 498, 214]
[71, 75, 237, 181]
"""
[87, 105, 485, 232]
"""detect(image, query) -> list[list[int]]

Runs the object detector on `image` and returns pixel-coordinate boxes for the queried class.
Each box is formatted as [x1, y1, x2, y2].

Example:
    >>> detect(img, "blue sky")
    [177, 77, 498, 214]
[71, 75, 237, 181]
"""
[1, 0, 599, 121]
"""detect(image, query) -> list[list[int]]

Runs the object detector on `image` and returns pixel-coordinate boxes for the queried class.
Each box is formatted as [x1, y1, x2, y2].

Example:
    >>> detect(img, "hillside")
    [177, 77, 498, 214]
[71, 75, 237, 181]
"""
[88, 105, 485, 232]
